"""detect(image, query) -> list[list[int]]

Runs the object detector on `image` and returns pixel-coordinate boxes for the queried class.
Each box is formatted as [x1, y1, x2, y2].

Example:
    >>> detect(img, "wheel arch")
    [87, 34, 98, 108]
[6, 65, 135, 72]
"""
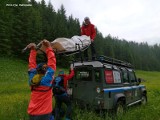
[141, 87, 147, 97]
[114, 93, 126, 107]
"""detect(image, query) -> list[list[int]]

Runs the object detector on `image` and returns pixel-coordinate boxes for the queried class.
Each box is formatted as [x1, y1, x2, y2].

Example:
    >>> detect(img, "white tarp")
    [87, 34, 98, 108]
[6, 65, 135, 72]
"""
[52, 35, 91, 52]
[38, 35, 91, 53]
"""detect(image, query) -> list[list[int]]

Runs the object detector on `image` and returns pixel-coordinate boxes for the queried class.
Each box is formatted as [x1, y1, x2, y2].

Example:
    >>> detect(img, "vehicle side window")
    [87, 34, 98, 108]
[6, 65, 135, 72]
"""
[113, 70, 121, 83]
[75, 68, 92, 81]
[129, 71, 136, 83]
[95, 69, 101, 82]
[105, 70, 114, 84]
[122, 69, 129, 83]
[105, 70, 121, 84]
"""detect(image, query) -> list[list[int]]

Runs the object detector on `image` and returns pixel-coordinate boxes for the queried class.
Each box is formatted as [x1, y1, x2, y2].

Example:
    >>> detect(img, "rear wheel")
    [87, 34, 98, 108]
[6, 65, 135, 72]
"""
[115, 100, 125, 116]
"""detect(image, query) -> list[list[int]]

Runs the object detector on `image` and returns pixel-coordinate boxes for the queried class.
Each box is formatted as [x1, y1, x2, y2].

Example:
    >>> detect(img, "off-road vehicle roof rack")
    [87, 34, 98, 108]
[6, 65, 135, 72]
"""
[97, 55, 133, 68]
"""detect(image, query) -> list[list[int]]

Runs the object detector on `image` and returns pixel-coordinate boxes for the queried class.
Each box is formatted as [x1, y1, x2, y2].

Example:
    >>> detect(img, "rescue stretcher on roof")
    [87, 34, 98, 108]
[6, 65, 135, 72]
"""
[22, 35, 91, 56]
[37, 35, 91, 56]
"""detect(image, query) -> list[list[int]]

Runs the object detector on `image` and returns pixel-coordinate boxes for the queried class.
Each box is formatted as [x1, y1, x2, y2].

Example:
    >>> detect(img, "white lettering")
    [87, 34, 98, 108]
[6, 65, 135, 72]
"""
[6, 4, 18, 7]
[19, 4, 32, 7]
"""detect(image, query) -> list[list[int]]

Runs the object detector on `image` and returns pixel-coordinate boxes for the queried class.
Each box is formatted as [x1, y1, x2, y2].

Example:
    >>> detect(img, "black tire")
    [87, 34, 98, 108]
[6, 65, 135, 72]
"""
[115, 100, 125, 116]
[141, 95, 147, 105]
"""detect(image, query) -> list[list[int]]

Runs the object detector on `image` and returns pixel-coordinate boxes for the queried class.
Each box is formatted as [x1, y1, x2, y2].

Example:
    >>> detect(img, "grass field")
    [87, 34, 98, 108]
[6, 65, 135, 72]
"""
[0, 57, 160, 120]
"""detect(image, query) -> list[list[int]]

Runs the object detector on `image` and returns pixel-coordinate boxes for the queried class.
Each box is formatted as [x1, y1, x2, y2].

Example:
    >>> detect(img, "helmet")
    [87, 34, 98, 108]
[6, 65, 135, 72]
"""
[36, 63, 47, 74]
[84, 17, 90, 21]
[31, 74, 44, 86]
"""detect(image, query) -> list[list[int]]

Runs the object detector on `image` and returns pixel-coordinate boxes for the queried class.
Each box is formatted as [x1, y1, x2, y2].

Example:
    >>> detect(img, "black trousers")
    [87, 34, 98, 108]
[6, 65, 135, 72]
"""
[54, 95, 72, 120]
[84, 42, 96, 60]
[29, 113, 52, 120]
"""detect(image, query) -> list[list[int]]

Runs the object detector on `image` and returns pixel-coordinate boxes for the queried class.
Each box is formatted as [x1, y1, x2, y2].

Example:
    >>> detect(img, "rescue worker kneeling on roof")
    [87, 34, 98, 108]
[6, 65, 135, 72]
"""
[27, 40, 56, 120]
[53, 68, 74, 120]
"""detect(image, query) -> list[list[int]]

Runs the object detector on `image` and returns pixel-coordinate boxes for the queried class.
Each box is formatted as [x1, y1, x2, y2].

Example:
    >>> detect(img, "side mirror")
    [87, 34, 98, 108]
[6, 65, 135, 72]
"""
[137, 78, 142, 84]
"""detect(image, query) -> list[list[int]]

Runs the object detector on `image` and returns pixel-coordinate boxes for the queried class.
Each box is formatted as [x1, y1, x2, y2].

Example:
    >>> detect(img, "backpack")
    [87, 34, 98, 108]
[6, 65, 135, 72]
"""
[52, 76, 65, 95]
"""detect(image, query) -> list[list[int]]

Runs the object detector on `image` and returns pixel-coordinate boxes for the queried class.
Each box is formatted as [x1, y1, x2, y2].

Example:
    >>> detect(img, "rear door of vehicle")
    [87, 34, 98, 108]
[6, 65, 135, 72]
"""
[72, 66, 95, 104]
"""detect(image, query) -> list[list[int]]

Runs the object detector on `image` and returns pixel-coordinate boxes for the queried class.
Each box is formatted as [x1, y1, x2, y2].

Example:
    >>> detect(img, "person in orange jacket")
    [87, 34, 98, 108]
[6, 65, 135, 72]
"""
[81, 17, 96, 60]
[27, 40, 56, 120]
[53, 68, 74, 120]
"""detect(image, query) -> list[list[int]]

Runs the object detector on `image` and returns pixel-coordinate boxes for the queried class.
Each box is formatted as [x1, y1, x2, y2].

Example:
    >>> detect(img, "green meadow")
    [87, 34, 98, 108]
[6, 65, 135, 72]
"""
[0, 57, 160, 120]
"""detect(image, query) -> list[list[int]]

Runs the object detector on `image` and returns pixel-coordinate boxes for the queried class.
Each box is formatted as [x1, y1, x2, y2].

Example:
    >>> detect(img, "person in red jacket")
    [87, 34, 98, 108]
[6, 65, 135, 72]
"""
[81, 17, 96, 60]
[27, 40, 56, 120]
[53, 68, 74, 120]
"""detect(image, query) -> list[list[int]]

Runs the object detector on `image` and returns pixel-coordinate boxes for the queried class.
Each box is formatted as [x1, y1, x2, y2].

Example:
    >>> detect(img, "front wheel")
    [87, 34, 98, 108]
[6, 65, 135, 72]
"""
[141, 95, 147, 105]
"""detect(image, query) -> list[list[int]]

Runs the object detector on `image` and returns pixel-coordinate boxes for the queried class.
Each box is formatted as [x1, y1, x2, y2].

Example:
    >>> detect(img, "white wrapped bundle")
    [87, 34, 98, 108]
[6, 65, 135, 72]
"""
[38, 35, 91, 54]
